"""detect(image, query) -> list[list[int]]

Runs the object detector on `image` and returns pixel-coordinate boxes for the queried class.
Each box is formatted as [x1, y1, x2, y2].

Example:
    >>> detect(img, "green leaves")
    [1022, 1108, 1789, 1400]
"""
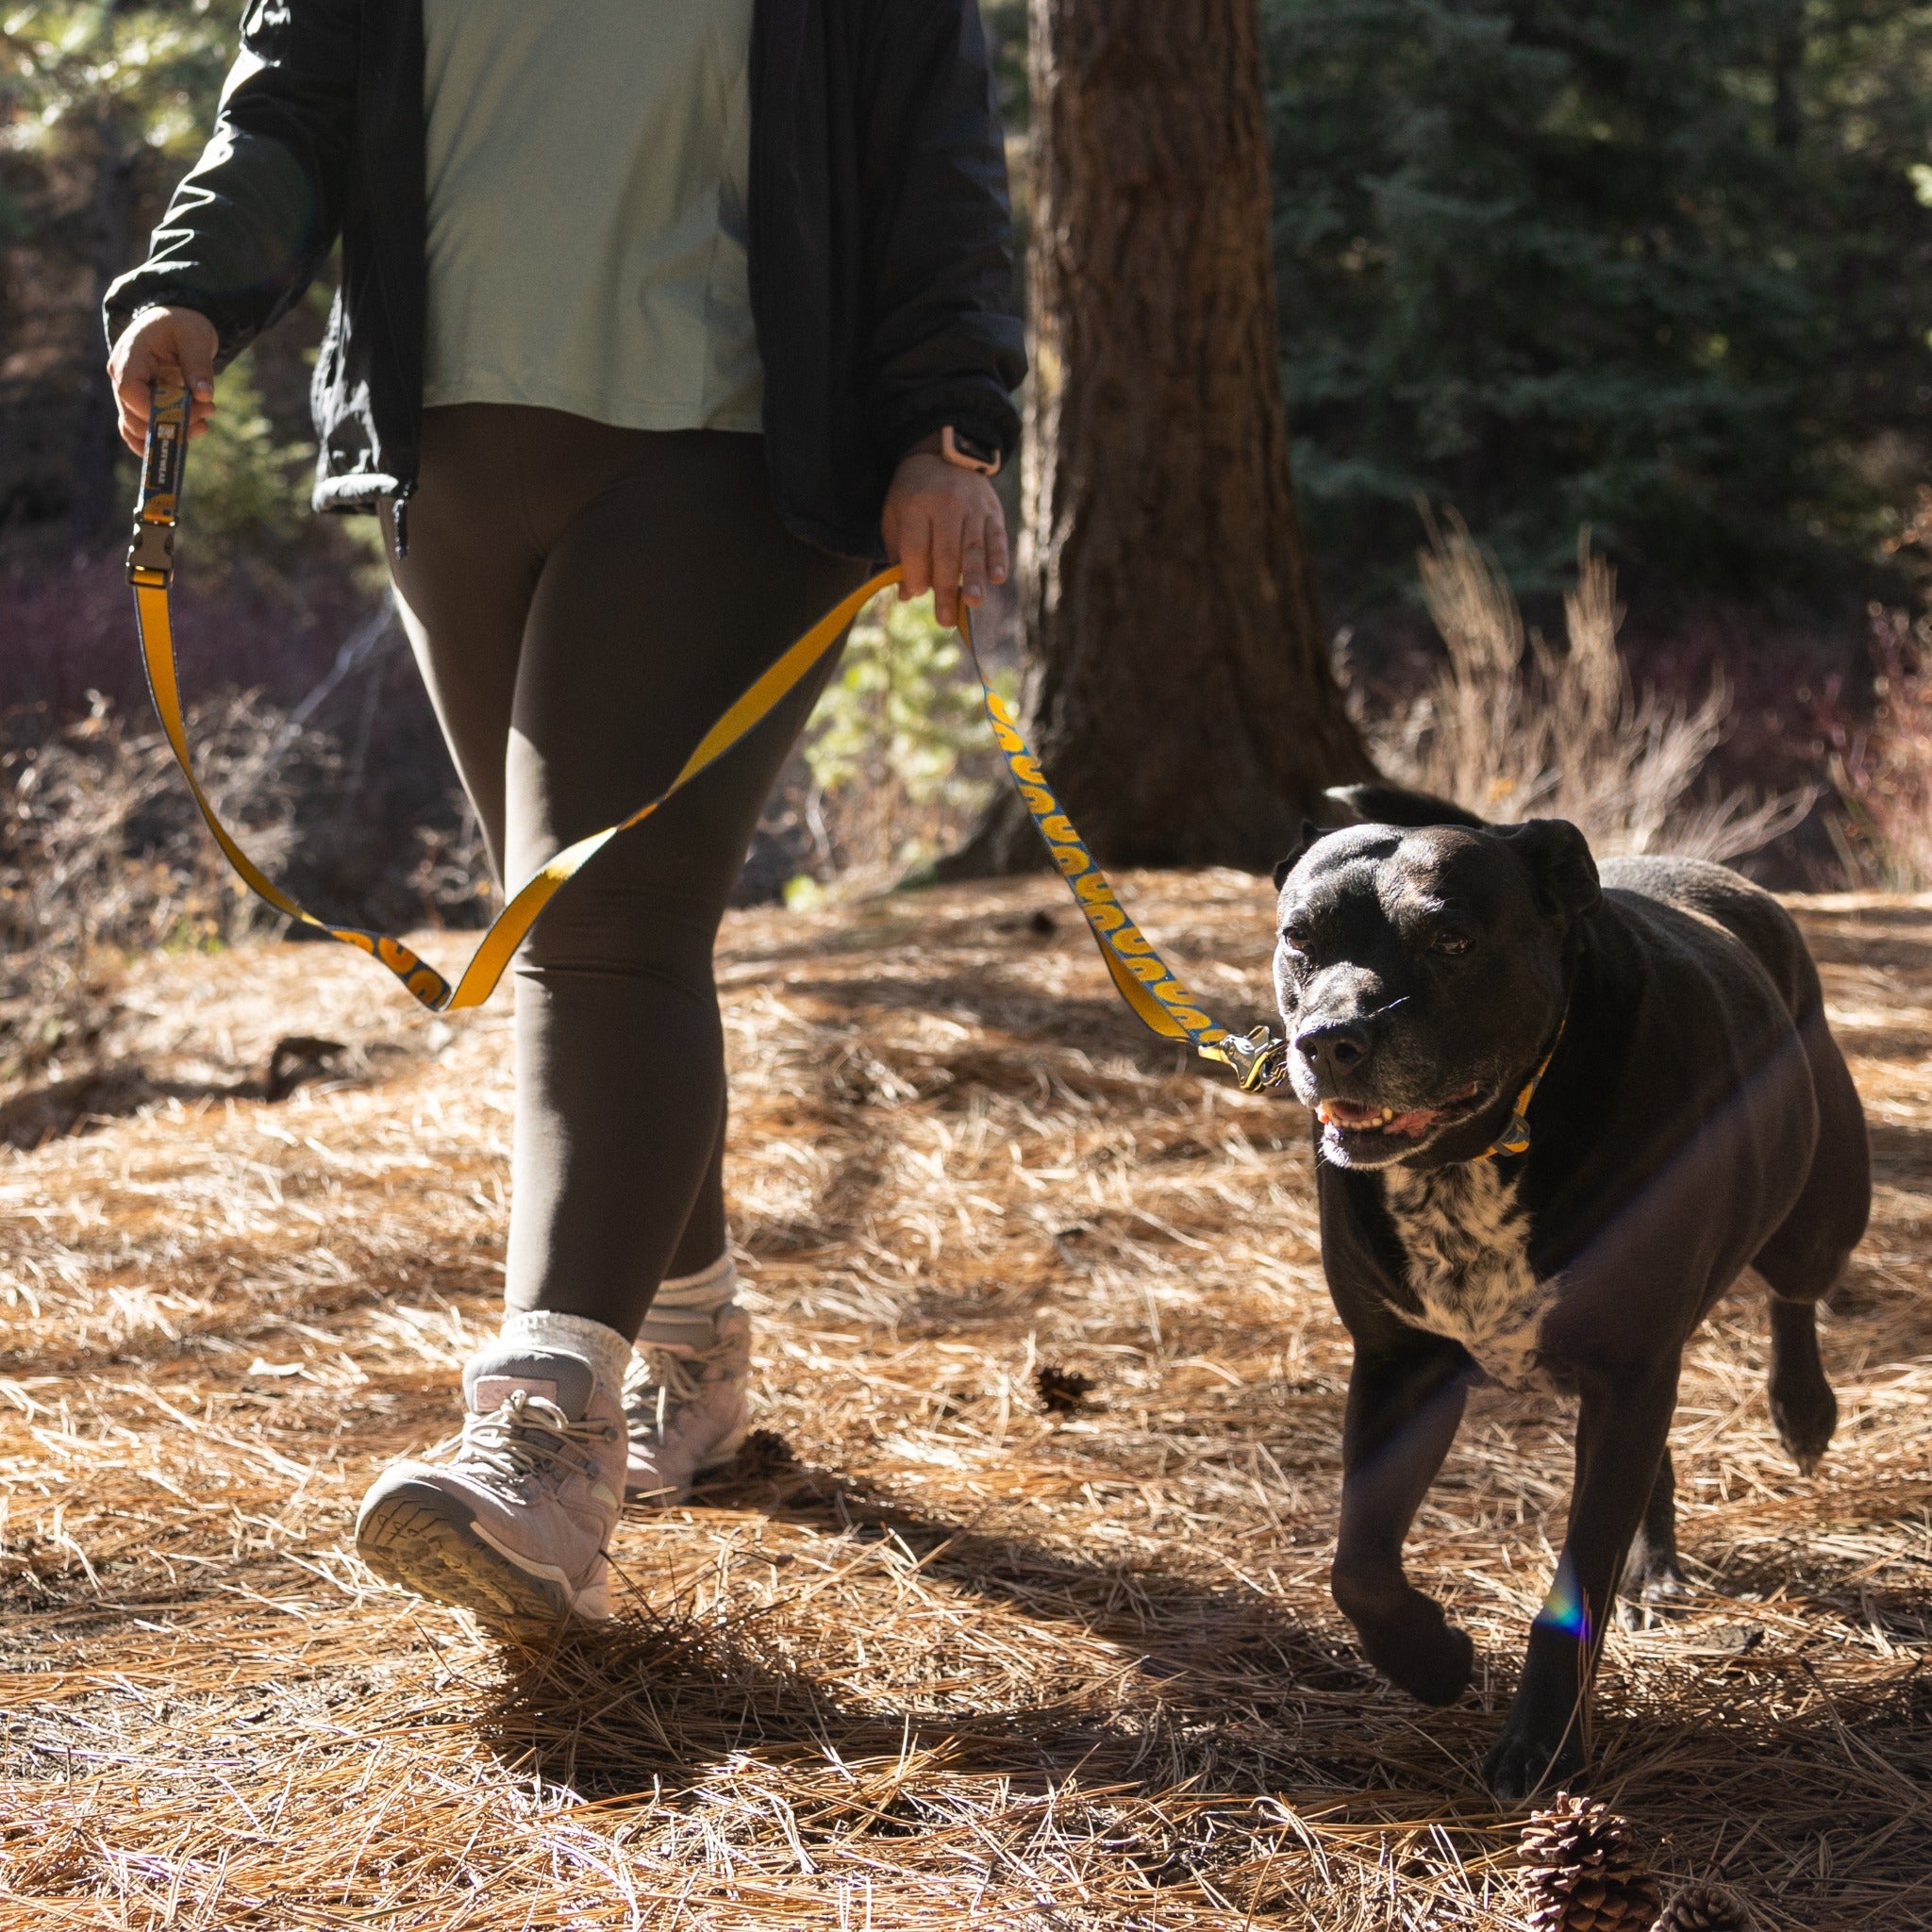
[795, 593, 1010, 890]
[0, 3, 230, 166]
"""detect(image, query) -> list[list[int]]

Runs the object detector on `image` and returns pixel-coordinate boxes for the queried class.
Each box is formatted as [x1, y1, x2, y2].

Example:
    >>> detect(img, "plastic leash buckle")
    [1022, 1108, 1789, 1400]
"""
[1208, 1025, 1290, 1094]
[126, 517, 175, 587]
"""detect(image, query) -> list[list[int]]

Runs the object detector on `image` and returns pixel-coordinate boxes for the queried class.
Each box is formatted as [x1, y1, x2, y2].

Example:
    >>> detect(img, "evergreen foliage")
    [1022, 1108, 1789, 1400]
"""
[0, 3, 233, 533]
[1264, 0, 1932, 604]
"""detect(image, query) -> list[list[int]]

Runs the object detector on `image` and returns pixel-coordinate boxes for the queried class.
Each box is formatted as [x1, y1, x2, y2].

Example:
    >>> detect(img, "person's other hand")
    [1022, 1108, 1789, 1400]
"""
[107, 307, 219, 455]
[881, 438, 1008, 630]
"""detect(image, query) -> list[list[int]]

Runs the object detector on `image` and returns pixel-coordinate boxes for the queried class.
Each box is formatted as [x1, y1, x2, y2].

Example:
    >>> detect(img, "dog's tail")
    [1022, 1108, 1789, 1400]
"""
[1320, 783, 1488, 831]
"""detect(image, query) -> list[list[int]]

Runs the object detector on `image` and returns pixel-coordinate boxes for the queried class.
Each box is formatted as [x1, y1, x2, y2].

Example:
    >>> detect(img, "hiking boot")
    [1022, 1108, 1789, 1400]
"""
[355, 1342, 626, 1624]
[624, 1304, 753, 1503]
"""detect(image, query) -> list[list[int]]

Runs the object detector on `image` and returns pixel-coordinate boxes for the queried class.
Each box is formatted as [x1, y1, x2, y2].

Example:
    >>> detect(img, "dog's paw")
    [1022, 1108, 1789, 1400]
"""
[1482, 1713, 1587, 1805]
[1771, 1378, 1837, 1475]
[1376, 1621, 1475, 1707]
[1340, 1582, 1475, 1707]
[1615, 1570, 1693, 1630]
[1615, 1548, 1692, 1629]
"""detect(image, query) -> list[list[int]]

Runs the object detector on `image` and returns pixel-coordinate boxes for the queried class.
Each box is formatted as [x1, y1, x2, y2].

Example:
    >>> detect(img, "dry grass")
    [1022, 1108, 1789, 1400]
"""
[1829, 605, 1932, 890]
[1361, 519, 1814, 862]
[1, 874, 1929, 1928]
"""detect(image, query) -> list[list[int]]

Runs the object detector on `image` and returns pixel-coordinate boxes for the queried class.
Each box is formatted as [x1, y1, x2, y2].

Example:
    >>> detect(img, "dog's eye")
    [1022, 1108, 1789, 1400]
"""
[1431, 929, 1473, 958]
[1278, 928, 1307, 958]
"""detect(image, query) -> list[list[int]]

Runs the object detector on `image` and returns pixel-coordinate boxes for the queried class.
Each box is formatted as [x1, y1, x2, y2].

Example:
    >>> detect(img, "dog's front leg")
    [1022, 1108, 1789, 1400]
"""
[1332, 1335, 1474, 1706]
[1484, 1364, 1678, 1802]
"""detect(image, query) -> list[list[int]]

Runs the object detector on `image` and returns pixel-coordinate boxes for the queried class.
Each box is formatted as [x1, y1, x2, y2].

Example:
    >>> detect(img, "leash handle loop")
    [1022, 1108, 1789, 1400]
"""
[128, 381, 1288, 1085]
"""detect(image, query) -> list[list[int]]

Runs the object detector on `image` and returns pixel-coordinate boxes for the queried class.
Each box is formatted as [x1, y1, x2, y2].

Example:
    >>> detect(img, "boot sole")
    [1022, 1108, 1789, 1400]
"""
[357, 1481, 599, 1626]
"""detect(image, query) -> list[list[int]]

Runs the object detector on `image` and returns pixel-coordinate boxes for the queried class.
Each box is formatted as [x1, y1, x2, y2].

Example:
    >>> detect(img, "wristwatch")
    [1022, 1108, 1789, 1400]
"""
[936, 425, 1003, 478]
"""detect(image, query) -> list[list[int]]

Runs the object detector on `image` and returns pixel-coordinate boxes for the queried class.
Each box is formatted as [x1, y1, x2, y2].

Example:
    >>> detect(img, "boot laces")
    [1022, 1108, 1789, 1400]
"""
[446, 1390, 616, 1500]
[625, 1333, 739, 1444]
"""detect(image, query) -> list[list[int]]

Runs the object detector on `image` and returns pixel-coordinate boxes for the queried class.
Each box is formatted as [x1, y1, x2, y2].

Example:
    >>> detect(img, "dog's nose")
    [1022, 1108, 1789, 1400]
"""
[1295, 1018, 1372, 1081]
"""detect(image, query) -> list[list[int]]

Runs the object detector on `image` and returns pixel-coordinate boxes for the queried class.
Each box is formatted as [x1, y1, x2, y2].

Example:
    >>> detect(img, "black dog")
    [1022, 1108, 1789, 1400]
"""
[1272, 783, 1869, 1799]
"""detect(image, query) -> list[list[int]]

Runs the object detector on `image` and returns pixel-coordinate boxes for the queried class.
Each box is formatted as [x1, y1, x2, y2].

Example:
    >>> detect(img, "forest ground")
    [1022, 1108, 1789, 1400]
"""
[1, 874, 1927, 1929]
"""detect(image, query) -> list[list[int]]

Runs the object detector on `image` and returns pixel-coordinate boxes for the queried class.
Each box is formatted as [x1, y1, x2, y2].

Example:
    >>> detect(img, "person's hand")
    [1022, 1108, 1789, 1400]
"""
[881, 437, 1008, 630]
[107, 307, 219, 455]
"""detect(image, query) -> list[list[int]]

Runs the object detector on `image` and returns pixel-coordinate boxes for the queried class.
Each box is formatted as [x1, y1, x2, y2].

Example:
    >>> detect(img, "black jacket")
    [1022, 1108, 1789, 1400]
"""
[105, 0, 1024, 559]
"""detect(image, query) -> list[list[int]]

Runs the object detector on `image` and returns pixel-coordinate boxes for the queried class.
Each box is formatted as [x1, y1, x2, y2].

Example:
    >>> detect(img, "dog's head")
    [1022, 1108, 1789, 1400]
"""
[1272, 816, 1599, 1169]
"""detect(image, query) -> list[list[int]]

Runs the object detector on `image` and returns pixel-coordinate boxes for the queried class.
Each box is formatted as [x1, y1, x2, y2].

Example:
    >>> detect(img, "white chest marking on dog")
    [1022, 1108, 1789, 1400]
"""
[1379, 1162, 1554, 1391]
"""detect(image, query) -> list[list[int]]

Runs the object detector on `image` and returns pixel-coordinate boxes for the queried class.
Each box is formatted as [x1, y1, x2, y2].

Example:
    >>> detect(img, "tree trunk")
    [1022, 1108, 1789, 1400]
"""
[946, 0, 1374, 879]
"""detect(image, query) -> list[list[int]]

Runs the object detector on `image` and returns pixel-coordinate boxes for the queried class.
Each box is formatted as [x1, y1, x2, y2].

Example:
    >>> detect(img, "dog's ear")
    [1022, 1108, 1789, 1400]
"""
[1274, 820, 1324, 890]
[1492, 818, 1602, 921]
[1322, 783, 1487, 831]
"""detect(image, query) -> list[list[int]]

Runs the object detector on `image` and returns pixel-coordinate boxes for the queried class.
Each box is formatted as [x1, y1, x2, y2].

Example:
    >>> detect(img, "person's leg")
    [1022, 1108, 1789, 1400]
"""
[499, 415, 864, 1332]
[381, 404, 540, 883]
[358, 405, 637, 1621]
[358, 407, 865, 1619]
[497, 419, 864, 1505]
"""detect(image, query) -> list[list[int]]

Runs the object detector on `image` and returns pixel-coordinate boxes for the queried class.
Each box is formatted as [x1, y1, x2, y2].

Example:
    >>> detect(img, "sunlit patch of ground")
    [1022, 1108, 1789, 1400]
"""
[1, 877, 1926, 1928]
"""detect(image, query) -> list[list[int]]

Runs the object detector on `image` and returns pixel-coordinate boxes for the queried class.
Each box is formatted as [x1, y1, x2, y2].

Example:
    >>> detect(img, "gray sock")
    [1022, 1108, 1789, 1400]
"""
[497, 1308, 632, 1399]
[637, 1254, 737, 1354]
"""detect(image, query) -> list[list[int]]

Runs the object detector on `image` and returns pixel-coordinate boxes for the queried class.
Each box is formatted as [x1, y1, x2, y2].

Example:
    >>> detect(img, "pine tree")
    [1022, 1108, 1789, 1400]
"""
[1262, 0, 1932, 607]
[0, 5, 232, 538]
[946, 0, 1374, 878]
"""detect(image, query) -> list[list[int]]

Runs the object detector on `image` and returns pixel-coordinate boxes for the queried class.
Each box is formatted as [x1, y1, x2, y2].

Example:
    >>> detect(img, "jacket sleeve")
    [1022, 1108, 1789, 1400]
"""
[858, 0, 1026, 465]
[103, 0, 358, 362]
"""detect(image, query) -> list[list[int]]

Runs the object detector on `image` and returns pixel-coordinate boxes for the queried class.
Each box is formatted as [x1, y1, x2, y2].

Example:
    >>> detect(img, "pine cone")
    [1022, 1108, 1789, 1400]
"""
[1521, 1791, 1663, 1932]
[1650, 1881, 1751, 1931]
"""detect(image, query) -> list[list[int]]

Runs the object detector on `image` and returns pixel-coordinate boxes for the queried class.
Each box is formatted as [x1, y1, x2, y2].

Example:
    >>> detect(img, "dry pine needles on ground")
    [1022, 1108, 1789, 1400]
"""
[1, 874, 1928, 1928]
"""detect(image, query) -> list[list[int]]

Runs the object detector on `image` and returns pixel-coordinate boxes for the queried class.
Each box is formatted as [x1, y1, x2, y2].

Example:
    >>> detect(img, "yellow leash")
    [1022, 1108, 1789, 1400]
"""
[127, 384, 1288, 1090]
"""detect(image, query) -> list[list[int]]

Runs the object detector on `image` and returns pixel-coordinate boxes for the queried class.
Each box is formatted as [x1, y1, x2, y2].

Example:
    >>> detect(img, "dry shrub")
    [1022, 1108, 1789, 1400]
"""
[1358, 514, 1813, 860]
[0, 691, 330, 1086]
[1828, 608, 1932, 890]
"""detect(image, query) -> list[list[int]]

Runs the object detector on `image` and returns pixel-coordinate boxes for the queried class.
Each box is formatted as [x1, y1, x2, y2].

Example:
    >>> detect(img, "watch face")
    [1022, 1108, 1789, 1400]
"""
[953, 431, 998, 467]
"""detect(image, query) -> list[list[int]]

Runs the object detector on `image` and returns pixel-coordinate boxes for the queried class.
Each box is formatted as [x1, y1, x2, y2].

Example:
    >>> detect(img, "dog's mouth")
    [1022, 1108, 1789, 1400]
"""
[1313, 1082, 1485, 1147]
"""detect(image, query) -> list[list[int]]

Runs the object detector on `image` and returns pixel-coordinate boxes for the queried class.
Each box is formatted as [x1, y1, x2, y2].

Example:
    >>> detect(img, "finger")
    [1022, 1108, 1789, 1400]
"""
[960, 522, 989, 609]
[930, 500, 965, 629]
[179, 329, 218, 440]
[987, 504, 1010, 588]
[113, 343, 156, 455]
[115, 387, 149, 455]
[897, 506, 935, 603]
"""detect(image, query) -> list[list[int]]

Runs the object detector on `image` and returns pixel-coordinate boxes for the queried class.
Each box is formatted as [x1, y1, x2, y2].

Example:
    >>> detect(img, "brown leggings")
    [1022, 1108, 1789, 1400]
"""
[386, 405, 866, 1339]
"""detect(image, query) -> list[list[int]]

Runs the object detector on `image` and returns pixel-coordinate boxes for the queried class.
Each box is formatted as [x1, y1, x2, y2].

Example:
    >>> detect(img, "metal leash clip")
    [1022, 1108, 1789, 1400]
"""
[1203, 1025, 1290, 1094]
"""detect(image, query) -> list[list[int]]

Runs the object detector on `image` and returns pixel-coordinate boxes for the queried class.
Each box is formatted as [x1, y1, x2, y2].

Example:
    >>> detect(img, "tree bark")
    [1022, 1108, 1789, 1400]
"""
[946, 0, 1374, 878]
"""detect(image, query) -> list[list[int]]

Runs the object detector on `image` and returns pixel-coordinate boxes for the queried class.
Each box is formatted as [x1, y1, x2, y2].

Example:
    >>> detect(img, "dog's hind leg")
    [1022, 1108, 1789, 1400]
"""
[1616, 1443, 1689, 1626]
[1765, 1293, 1836, 1474]
[1332, 1335, 1475, 1707]
[1755, 1012, 1868, 1474]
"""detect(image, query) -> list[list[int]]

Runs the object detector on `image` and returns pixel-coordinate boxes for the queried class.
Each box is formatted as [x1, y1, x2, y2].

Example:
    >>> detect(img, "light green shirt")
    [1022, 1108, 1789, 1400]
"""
[421, 0, 763, 433]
